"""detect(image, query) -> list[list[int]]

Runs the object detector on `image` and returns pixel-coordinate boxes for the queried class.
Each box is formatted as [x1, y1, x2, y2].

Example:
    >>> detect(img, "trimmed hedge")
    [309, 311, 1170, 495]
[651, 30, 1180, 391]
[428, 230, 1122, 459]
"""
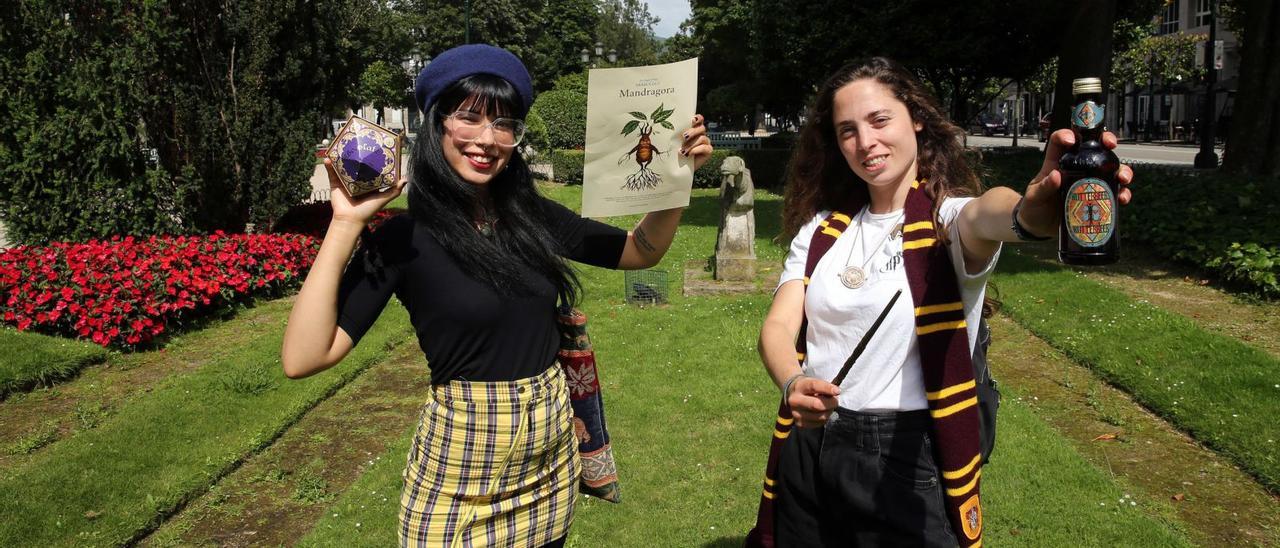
[523, 110, 551, 161]
[693, 150, 734, 188]
[693, 148, 792, 190]
[529, 90, 587, 150]
[1126, 168, 1280, 298]
[546, 147, 791, 191]
[761, 131, 798, 149]
[978, 148, 1280, 298]
[548, 149, 585, 186]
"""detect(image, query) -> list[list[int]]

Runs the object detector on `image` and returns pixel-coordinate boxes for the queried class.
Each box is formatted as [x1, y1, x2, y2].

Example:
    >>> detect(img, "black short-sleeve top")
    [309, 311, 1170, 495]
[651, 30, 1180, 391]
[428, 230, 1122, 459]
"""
[336, 197, 627, 385]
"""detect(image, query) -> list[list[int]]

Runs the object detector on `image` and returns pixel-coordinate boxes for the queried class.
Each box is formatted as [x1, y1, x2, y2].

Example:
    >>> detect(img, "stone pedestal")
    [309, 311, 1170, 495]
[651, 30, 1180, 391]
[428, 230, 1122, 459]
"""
[715, 256, 755, 281]
[682, 259, 781, 296]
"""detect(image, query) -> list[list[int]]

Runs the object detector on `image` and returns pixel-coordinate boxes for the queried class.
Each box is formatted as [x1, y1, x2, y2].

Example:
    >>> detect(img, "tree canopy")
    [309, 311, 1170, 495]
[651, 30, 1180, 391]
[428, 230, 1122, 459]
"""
[596, 0, 661, 66]
[0, 0, 383, 242]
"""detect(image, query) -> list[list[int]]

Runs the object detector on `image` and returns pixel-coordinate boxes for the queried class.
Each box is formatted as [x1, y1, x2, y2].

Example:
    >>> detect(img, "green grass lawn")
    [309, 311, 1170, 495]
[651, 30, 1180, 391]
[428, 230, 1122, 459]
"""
[299, 185, 1189, 546]
[2, 183, 1248, 546]
[995, 249, 1280, 493]
[299, 297, 1189, 547]
[0, 326, 108, 400]
[0, 303, 413, 546]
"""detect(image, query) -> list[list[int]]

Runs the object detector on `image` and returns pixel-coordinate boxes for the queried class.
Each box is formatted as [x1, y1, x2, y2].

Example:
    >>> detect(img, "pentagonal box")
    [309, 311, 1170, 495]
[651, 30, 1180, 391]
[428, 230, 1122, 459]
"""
[325, 115, 402, 198]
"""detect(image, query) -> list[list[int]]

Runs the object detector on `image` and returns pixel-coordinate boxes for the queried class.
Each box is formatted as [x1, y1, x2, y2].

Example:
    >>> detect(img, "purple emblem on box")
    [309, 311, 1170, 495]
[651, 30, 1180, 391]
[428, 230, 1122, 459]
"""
[341, 133, 389, 182]
[326, 115, 401, 197]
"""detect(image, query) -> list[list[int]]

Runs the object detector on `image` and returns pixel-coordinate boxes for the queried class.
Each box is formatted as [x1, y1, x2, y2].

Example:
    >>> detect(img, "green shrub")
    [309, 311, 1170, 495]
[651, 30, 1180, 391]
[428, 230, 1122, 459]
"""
[551, 71, 588, 95]
[1114, 167, 1280, 297]
[979, 149, 1280, 298]
[761, 131, 798, 149]
[0, 7, 186, 244]
[548, 149, 585, 186]
[736, 149, 793, 190]
[693, 150, 733, 188]
[692, 148, 791, 190]
[529, 90, 587, 150]
[0, 3, 368, 244]
[1206, 243, 1280, 298]
[523, 110, 551, 160]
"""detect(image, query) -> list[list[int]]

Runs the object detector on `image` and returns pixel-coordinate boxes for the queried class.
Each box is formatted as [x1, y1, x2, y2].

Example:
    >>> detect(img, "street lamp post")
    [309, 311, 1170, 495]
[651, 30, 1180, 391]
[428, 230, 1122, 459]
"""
[1012, 80, 1021, 147]
[580, 41, 618, 69]
[1194, 0, 1220, 168]
[407, 51, 430, 133]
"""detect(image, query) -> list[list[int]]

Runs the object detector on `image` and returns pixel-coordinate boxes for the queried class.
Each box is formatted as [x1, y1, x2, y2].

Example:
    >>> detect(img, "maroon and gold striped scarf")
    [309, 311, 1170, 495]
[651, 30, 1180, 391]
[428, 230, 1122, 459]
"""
[746, 180, 984, 547]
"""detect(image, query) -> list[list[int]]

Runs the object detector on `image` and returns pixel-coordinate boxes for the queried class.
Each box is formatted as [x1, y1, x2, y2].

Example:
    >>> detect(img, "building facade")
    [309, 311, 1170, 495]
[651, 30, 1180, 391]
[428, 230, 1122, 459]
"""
[1122, 0, 1239, 142]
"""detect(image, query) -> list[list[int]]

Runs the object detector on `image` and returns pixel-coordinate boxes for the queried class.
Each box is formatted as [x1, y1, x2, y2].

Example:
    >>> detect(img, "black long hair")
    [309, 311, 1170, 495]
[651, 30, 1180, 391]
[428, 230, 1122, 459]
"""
[407, 74, 580, 305]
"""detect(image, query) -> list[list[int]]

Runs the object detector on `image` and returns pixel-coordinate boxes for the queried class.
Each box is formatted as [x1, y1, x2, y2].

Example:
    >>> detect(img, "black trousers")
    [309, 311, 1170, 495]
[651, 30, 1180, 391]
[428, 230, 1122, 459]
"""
[775, 408, 958, 547]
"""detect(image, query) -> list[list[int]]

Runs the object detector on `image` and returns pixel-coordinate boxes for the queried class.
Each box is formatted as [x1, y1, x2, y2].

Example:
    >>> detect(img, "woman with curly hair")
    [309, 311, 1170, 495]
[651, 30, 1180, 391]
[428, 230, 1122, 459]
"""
[753, 57, 1133, 547]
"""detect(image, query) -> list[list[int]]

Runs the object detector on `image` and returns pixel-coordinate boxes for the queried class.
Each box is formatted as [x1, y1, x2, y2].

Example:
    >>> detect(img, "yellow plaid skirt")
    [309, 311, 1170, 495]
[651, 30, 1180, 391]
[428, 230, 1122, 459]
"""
[399, 364, 579, 548]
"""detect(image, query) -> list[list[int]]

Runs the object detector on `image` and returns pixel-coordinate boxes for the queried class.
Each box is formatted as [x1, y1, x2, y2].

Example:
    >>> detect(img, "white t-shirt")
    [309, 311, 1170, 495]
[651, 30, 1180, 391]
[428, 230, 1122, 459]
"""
[777, 198, 1000, 411]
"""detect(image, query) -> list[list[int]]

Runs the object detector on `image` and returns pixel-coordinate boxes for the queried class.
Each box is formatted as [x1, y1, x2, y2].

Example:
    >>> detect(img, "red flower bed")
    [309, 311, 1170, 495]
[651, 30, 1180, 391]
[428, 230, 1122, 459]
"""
[0, 232, 320, 347]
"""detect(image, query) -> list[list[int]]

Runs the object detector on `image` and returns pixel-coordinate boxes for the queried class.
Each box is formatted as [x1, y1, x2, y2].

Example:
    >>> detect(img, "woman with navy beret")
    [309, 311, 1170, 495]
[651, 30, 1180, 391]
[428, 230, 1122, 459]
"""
[281, 44, 712, 547]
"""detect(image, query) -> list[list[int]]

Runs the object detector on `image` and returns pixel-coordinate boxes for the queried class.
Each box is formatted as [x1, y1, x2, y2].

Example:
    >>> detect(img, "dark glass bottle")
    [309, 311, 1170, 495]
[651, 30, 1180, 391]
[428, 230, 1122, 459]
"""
[1058, 77, 1121, 265]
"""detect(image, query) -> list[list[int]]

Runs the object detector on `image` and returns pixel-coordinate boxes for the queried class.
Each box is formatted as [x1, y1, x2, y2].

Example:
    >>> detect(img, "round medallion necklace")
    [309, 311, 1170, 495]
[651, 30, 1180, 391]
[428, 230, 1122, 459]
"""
[474, 212, 498, 237]
[838, 207, 903, 289]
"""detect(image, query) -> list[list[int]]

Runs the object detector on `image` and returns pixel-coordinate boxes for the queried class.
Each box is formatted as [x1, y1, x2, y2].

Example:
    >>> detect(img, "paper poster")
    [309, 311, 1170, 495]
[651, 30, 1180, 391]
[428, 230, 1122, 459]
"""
[581, 58, 698, 217]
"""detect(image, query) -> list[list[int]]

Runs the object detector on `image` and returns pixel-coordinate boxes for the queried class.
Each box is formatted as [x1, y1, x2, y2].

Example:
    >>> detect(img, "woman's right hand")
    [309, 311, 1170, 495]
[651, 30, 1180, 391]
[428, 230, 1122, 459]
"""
[788, 376, 841, 428]
[325, 158, 408, 225]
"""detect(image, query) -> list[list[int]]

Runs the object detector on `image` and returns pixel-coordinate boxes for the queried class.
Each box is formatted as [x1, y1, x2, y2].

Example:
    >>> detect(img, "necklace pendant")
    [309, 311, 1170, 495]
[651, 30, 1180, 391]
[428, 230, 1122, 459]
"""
[839, 265, 866, 289]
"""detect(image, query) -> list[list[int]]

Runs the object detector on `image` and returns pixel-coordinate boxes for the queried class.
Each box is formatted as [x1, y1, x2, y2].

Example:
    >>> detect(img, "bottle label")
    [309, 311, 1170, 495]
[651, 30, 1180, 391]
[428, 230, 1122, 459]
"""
[1064, 177, 1115, 247]
[1071, 101, 1104, 129]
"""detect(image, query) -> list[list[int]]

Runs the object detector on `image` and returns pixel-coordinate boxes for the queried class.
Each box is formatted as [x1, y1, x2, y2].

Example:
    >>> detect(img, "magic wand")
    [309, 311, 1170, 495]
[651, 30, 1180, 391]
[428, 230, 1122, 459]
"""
[830, 289, 903, 386]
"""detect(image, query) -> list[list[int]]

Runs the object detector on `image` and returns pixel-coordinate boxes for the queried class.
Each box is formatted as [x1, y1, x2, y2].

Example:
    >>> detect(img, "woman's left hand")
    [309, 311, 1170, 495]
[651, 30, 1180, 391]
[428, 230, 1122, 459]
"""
[1018, 129, 1135, 238]
[681, 114, 714, 170]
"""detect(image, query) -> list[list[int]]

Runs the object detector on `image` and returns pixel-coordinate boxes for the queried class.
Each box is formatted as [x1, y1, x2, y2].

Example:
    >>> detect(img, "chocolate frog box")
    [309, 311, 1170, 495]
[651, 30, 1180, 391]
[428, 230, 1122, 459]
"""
[326, 115, 402, 198]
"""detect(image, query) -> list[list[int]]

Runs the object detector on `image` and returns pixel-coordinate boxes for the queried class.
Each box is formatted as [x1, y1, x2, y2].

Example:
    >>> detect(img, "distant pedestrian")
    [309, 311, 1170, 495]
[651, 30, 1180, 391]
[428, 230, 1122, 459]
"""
[281, 44, 712, 548]
[748, 57, 1134, 547]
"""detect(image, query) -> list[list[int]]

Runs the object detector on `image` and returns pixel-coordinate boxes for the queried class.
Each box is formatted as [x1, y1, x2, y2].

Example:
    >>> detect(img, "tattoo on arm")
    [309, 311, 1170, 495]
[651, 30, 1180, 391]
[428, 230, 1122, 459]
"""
[633, 225, 657, 254]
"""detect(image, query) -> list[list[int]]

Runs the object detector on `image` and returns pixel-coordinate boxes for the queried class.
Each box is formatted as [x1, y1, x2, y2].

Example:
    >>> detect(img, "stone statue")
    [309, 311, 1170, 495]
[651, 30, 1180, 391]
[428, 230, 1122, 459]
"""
[715, 156, 756, 281]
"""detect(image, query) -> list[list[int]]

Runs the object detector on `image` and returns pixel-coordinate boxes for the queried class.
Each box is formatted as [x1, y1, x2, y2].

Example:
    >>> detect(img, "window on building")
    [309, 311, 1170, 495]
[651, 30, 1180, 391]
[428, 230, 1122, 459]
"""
[1159, 0, 1181, 35]
[1195, 0, 1212, 27]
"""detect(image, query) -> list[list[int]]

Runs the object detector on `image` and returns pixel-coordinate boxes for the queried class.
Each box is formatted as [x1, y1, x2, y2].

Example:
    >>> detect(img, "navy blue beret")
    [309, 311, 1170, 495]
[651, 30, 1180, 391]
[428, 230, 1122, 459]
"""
[414, 44, 534, 118]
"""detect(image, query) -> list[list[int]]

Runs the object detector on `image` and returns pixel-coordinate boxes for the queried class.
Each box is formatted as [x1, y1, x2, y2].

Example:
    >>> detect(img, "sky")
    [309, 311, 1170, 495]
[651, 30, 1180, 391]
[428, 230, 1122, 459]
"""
[644, 0, 691, 38]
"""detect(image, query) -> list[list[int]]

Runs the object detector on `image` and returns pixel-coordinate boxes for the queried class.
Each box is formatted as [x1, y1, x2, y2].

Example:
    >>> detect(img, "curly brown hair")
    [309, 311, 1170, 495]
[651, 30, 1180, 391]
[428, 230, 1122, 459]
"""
[781, 57, 982, 241]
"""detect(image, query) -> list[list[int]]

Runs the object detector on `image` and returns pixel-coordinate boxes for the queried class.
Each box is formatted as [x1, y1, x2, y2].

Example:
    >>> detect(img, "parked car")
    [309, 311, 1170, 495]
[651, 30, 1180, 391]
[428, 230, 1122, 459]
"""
[977, 113, 1008, 136]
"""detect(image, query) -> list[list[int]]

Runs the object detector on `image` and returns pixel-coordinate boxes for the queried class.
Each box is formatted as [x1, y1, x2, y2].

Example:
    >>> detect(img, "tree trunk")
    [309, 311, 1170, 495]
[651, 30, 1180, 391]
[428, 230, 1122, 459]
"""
[950, 72, 969, 128]
[1050, 0, 1116, 132]
[1224, 0, 1280, 176]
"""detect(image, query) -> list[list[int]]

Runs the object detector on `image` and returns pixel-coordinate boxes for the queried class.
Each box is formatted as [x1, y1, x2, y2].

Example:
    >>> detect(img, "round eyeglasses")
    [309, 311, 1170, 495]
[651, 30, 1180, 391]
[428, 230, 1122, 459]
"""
[446, 111, 526, 147]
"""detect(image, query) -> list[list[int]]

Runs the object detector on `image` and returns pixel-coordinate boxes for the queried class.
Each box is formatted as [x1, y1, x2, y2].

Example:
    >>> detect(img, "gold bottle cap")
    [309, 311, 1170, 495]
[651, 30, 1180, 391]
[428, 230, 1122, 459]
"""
[1073, 77, 1103, 94]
